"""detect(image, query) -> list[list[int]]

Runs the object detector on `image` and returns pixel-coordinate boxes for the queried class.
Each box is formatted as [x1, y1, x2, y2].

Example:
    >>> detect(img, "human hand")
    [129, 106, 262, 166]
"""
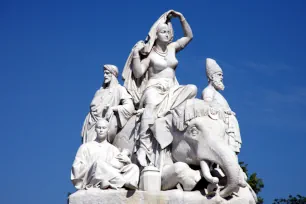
[135, 108, 144, 116]
[133, 41, 145, 54]
[116, 154, 131, 164]
[169, 10, 183, 18]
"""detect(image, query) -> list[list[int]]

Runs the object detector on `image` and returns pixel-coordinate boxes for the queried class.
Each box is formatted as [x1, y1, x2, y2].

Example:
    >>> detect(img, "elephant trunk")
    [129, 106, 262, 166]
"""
[198, 139, 246, 198]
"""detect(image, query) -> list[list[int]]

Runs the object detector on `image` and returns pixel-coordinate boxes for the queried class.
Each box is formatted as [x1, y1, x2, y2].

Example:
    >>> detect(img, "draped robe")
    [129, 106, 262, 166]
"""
[71, 141, 139, 190]
[81, 80, 134, 143]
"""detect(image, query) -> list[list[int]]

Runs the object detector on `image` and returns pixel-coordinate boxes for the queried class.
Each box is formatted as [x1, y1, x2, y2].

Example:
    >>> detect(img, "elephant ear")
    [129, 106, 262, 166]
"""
[151, 120, 173, 149]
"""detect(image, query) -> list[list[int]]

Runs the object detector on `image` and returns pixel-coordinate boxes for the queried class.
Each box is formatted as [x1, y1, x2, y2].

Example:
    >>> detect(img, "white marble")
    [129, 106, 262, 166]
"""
[81, 65, 134, 143]
[72, 119, 139, 190]
[122, 10, 197, 167]
[202, 58, 242, 153]
[71, 10, 258, 204]
[68, 188, 253, 204]
[139, 166, 161, 192]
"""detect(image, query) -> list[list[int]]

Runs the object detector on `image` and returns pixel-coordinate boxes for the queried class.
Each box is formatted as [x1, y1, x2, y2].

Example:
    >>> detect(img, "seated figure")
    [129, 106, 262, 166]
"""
[71, 119, 139, 190]
[110, 149, 131, 169]
[81, 64, 134, 143]
[123, 10, 197, 166]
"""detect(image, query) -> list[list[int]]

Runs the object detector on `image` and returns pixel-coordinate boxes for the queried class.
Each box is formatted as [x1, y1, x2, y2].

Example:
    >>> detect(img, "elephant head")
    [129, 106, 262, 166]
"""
[180, 116, 247, 198]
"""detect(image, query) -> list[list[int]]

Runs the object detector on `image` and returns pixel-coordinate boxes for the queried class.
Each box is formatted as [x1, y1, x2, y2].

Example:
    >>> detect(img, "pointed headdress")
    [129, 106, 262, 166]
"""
[206, 58, 223, 80]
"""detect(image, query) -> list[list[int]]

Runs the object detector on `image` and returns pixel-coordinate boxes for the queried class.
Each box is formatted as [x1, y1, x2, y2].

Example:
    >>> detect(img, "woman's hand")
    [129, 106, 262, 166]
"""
[133, 41, 145, 55]
[170, 10, 183, 18]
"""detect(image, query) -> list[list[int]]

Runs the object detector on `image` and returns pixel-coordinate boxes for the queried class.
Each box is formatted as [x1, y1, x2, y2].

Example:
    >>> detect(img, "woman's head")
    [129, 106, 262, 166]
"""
[156, 23, 171, 44]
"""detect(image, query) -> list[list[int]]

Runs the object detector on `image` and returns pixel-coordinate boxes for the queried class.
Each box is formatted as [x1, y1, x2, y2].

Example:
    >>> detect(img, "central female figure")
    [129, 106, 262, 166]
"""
[123, 10, 197, 167]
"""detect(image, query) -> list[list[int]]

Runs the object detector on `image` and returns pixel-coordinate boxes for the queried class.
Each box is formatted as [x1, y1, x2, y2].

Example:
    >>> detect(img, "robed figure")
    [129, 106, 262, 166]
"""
[81, 65, 134, 143]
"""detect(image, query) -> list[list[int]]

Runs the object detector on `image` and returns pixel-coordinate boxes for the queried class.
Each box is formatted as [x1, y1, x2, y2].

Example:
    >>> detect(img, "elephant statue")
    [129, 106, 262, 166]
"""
[113, 98, 257, 202]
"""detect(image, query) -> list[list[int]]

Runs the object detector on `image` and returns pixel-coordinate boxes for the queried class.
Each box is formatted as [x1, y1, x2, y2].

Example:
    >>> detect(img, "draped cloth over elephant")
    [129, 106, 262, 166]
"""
[71, 141, 139, 190]
[171, 98, 241, 151]
[139, 78, 197, 155]
[81, 65, 134, 143]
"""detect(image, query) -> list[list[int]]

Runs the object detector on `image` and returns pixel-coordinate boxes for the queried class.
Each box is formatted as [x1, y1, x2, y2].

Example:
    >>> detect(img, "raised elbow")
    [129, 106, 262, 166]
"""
[189, 33, 194, 41]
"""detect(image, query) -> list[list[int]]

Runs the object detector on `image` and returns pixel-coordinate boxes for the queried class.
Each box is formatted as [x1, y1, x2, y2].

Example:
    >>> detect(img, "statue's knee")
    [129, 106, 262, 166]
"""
[187, 84, 197, 97]
[174, 162, 190, 176]
[131, 164, 139, 173]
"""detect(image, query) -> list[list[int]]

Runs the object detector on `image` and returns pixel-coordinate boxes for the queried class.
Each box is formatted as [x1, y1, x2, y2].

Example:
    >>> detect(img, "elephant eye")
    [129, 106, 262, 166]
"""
[190, 126, 198, 136]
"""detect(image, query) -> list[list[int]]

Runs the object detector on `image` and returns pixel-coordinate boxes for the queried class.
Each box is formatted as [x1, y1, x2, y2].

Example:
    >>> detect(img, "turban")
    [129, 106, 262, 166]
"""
[206, 58, 222, 79]
[104, 64, 119, 78]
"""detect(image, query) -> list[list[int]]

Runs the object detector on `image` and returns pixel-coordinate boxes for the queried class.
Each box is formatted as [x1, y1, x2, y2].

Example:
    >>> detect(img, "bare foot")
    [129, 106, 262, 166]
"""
[100, 180, 118, 190]
[100, 180, 111, 189]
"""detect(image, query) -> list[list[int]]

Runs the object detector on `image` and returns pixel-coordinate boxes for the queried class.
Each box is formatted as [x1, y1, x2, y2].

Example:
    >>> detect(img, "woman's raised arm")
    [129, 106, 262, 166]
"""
[170, 11, 193, 52]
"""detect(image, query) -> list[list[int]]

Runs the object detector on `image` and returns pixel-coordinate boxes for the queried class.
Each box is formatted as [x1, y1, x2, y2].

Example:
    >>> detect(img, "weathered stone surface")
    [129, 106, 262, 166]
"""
[68, 189, 249, 204]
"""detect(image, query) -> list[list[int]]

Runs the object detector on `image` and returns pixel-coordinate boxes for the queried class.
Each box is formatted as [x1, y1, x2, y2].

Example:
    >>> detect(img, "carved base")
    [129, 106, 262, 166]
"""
[68, 188, 249, 204]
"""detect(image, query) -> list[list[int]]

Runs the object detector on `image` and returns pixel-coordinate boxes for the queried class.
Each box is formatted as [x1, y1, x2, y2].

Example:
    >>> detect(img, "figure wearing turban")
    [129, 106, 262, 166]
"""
[81, 65, 135, 143]
[202, 58, 242, 153]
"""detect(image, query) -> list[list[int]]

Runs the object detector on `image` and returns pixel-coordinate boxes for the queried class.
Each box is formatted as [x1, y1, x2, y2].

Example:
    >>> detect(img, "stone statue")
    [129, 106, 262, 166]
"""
[202, 58, 242, 153]
[113, 98, 256, 201]
[122, 10, 197, 167]
[166, 105, 247, 197]
[69, 10, 259, 204]
[71, 119, 139, 190]
[81, 65, 135, 143]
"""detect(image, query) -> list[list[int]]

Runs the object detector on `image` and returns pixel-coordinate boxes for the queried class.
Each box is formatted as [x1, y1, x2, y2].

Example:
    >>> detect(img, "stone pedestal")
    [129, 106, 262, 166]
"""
[139, 166, 161, 192]
[68, 188, 249, 204]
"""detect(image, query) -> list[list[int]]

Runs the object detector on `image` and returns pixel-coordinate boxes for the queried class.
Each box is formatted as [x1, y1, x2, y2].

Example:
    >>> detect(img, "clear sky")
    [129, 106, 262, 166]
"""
[1, 0, 305, 203]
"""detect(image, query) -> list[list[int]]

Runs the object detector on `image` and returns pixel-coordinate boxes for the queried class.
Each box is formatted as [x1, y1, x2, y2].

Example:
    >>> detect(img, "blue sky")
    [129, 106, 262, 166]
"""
[1, 0, 305, 203]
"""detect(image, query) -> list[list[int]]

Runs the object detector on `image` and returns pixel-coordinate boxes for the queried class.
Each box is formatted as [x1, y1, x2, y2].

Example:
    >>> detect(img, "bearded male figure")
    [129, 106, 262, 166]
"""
[202, 58, 242, 153]
[81, 65, 134, 143]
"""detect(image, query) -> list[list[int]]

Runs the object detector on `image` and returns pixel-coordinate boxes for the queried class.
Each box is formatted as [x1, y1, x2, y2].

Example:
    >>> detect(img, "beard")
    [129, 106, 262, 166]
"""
[212, 79, 225, 91]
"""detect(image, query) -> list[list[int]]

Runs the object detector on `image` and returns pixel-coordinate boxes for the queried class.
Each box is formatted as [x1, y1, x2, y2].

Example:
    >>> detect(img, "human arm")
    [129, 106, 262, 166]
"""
[131, 42, 150, 78]
[109, 87, 135, 128]
[169, 11, 193, 52]
[202, 88, 214, 102]
[90, 89, 103, 113]
[71, 145, 88, 189]
[116, 153, 131, 164]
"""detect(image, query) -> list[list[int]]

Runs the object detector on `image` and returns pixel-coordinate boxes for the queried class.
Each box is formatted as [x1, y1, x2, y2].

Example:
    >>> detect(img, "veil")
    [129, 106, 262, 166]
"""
[122, 10, 174, 106]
